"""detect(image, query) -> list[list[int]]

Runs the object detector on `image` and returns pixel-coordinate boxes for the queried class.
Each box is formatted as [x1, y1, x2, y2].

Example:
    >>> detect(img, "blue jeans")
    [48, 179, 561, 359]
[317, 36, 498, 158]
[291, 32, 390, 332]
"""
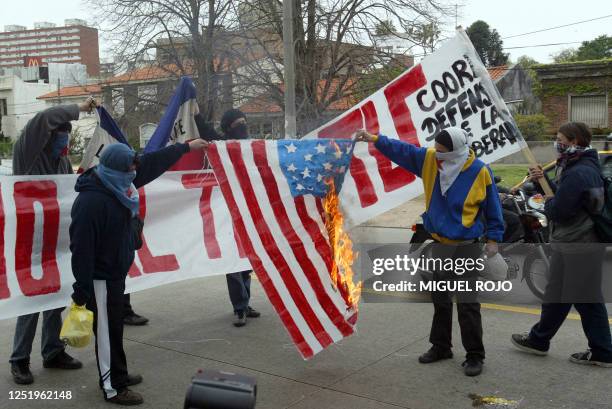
[226, 271, 251, 313]
[530, 303, 612, 361]
[529, 249, 612, 361]
[10, 308, 66, 363]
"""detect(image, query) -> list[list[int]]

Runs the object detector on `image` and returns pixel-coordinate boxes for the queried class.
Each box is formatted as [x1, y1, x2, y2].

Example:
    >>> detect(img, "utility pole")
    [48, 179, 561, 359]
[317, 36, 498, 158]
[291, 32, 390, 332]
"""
[282, 0, 297, 139]
[454, 3, 465, 29]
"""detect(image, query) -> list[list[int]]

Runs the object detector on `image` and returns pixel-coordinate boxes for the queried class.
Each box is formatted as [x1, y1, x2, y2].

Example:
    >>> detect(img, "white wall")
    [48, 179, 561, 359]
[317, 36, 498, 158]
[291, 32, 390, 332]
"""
[0, 75, 54, 140]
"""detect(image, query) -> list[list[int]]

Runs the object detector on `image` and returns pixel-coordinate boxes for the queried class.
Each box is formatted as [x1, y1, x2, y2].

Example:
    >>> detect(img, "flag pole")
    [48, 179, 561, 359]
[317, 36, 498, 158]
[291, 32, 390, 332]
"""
[283, 0, 297, 139]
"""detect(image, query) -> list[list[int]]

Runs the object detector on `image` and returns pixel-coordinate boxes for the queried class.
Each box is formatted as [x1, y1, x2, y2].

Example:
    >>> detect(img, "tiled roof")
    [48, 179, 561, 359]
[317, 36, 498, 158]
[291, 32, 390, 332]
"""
[37, 84, 102, 100]
[487, 65, 509, 82]
[240, 79, 356, 114]
[103, 65, 190, 84]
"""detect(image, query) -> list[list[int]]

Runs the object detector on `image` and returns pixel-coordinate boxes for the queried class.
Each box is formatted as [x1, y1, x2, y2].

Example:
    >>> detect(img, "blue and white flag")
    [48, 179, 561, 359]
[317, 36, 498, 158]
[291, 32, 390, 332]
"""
[144, 76, 200, 153]
[78, 106, 130, 173]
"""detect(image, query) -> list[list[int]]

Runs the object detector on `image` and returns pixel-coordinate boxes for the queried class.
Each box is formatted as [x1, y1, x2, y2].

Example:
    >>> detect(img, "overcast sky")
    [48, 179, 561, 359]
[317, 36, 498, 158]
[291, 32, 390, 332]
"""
[0, 0, 610, 64]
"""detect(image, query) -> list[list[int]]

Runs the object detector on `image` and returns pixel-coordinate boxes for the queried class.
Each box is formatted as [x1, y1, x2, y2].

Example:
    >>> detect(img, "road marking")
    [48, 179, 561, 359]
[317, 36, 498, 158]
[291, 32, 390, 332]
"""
[481, 303, 612, 324]
[361, 289, 612, 324]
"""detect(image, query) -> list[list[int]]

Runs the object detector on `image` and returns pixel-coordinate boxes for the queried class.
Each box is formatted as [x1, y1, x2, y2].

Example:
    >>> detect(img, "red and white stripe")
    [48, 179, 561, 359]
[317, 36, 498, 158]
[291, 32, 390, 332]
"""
[208, 140, 357, 359]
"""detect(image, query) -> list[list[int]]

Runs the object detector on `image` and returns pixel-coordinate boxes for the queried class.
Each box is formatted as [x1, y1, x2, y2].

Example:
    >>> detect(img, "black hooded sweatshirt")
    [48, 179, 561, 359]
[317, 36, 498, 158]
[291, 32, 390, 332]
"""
[70, 143, 190, 305]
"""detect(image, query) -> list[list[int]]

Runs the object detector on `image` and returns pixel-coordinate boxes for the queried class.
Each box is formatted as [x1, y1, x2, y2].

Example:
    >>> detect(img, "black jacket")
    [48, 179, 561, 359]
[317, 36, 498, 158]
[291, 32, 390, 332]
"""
[545, 149, 604, 222]
[544, 149, 605, 247]
[70, 143, 190, 305]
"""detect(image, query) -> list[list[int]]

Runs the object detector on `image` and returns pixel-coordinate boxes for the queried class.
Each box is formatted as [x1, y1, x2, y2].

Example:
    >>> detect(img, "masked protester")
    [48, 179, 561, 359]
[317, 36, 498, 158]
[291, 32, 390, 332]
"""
[70, 139, 207, 405]
[356, 127, 504, 377]
[215, 108, 261, 327]
[9, 98, 96, 385]
[511, 122, 612, 368]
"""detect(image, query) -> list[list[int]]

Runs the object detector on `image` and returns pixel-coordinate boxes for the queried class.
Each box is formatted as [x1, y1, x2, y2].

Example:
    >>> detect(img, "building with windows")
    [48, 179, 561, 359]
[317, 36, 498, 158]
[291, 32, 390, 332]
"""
[535, 59, 612, 133]
[0, 20, 100, 76]
[0, 75, 55, 139]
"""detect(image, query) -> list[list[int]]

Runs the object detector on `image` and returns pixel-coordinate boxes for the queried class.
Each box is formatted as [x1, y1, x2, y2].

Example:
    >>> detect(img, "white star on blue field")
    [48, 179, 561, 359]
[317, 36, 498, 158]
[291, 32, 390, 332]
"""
[278, 139, 355, 198]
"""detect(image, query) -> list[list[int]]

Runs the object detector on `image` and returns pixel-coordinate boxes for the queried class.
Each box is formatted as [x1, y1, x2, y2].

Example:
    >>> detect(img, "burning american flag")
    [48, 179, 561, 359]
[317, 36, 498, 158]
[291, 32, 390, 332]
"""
[207, 139, 361, 359]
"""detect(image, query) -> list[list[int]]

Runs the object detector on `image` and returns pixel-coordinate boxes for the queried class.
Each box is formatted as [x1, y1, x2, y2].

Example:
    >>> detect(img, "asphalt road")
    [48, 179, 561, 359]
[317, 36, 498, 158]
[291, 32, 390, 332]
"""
[0, 218, 610, 409]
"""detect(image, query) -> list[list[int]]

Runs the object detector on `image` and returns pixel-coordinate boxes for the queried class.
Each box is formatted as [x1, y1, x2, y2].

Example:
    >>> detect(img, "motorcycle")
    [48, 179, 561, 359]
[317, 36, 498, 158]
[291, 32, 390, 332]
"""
[409, 177, 551, 300]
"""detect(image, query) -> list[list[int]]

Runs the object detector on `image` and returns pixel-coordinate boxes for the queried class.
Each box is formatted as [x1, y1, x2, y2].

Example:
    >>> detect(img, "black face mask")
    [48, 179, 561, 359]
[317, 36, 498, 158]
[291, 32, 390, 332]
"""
[228, 123, 249, 140]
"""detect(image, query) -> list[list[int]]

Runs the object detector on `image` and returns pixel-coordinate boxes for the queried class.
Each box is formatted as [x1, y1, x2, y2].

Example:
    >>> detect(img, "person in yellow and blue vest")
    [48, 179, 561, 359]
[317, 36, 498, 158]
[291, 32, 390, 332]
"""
[356, 127, 504, 377]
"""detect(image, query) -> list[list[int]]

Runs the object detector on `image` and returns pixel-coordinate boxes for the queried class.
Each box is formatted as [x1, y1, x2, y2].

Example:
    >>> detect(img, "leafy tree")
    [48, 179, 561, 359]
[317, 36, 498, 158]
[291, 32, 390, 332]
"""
[516, 55, 539, 68]
[574, 35, 611, 60]
[375, 20, 397, 36]
[552, 48, 578, 63]
[466, 20, 509, 66]
[552, 35, 611, 63]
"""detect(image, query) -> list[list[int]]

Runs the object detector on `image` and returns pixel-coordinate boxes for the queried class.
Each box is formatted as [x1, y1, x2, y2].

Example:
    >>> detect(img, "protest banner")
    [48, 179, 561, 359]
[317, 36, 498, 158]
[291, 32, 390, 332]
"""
[1, 31, 530, 322]
[0, 171, 250, 319]
[305, 29, 529, 225]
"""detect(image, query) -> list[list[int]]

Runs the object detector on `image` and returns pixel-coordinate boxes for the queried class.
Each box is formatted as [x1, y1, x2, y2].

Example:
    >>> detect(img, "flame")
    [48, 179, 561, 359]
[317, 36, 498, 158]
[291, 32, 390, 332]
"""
[322, 179, 362, 312]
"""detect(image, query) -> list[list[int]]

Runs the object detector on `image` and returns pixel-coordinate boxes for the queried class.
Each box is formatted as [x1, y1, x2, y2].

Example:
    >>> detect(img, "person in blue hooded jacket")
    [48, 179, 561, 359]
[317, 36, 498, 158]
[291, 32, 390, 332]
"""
[69, 139, 207, 405]
[357, 127, 504, 377]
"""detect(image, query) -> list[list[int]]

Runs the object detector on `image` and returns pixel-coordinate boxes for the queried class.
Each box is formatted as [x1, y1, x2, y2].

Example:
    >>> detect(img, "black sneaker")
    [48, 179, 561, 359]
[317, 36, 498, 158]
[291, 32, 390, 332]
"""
[462, 358, 483, 377]
[123, 313, 149, 326]
[42, 350, 83, 369]
[233, 310, 247, 327]
[418, 347, 453, 364]
[126, 373, 143, 386]
[569, 350, 612, 368]
[107, 388, 144, 406]
[11, 361, 33, 385]
[510, 333, 548, 356]
[246, 306, 261, 318]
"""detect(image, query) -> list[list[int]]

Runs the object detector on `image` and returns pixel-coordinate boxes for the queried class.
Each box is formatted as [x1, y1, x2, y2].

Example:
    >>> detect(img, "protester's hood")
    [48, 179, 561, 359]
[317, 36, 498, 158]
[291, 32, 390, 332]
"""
[74, 168, 114, 197]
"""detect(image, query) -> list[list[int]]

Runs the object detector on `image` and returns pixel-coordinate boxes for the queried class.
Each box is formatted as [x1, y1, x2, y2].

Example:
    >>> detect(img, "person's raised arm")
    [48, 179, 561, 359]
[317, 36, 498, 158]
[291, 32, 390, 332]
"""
[14, 98, 96, 173]
[133, 139, 208, 188]
[355, 130, 428, 177]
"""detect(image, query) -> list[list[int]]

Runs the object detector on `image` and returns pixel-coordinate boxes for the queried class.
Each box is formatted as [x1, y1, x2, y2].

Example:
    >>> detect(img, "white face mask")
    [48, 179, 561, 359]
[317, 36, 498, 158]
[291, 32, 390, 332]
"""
[435, 150, 465, 162]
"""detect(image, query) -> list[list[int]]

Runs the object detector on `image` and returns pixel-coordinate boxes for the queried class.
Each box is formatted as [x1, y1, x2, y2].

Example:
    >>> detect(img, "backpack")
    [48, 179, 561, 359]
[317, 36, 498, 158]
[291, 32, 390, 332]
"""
[591, 175, 612, 242]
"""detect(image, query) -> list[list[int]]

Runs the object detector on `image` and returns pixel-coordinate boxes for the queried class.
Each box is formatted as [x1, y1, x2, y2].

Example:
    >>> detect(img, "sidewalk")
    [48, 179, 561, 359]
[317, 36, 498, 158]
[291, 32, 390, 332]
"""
[1, 274, 610, 409]
[1, 199, 610, 409]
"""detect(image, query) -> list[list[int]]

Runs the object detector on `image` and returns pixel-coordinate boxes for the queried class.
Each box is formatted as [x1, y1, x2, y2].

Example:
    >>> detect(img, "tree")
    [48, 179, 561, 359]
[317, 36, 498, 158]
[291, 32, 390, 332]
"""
[93, 0, 452, 135]
[375, 20, 397, 36]
[89, 0, 234, 123]
[552, 35, 611, 62]
[516, 55, 539, 68]
[466, 20, 509, 67]
[575, 35, 612, 60]
[229, 0, 453, 134]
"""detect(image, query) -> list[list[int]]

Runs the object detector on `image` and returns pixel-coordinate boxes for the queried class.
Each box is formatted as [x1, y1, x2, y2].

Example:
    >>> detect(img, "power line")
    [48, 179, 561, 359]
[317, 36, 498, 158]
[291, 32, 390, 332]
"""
[503, 41, 583, 50]
[502, 14, 612, 39]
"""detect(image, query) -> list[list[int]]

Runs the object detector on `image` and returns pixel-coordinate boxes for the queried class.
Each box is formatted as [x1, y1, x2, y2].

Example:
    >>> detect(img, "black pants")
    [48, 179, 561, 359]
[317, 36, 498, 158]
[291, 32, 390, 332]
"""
[529, 248, 612, 361]
[123, 294, 134, 317]
[226, 270, 252, 313]
[429, 243, 485, 360]
[87, 280, 129, 400]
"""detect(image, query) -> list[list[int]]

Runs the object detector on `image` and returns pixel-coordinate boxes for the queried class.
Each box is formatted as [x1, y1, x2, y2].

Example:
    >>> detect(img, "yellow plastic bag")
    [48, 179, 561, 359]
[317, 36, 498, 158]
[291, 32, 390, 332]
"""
[60, 303, 94, 348]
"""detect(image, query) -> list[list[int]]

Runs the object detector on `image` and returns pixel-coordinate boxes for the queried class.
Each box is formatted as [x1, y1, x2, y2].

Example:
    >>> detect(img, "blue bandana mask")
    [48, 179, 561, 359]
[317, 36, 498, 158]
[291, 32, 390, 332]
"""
[51, 132, 69, 159]
[95, 164, 140, 217]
